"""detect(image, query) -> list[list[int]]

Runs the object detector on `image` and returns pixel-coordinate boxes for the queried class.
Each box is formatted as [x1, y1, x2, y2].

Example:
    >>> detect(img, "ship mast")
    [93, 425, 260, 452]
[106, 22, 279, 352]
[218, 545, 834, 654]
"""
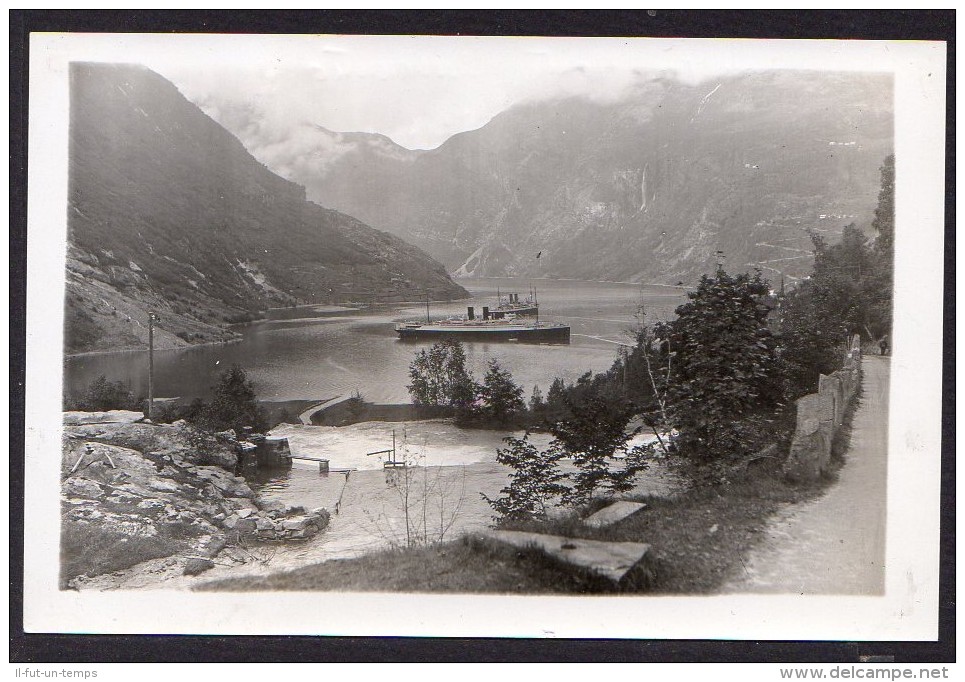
[535, 286, 539, 327]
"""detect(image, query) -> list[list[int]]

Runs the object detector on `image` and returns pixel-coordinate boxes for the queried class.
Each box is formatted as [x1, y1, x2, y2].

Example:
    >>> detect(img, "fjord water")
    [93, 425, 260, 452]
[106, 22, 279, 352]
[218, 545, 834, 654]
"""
[65, 279, 686, 572]
[65, 278, 685, 408]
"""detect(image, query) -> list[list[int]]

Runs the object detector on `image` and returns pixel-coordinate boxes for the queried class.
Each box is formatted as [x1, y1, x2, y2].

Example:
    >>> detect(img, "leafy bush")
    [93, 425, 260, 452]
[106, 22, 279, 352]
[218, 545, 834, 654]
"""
[192, 365, 266, 434]
[485, 374, 652, 522]
[775, 157, 892, 398]
[483, 434, 568, 523]
[75, 375, 139, 412]
[547, 373, 649, 505]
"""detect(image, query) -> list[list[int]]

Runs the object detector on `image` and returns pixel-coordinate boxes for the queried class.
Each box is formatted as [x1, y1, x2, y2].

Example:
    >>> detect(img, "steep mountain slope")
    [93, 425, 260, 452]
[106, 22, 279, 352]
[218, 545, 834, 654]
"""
[252, 71, 892, 284]
[66, 63, 466, 353]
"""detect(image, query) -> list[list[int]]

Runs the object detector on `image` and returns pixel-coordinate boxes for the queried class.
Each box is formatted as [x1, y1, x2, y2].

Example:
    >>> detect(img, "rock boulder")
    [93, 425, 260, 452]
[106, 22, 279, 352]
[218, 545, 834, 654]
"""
[60, 413, 328, 588]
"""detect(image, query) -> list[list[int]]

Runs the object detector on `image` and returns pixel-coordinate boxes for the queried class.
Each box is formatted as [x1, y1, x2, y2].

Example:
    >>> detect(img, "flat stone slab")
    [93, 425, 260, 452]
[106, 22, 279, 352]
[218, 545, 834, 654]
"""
[64, 410, 145, 425]
[484, 530, 650, 584]
[583, 501, 647, 528]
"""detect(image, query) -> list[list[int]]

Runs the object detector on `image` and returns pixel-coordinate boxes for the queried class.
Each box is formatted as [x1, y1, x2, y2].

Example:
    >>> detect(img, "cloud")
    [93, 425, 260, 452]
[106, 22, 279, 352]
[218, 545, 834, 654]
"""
[166, 61, 694, 154]
[195, 92, 360, 179]
[149, 34, 742, 152]
[138, 35, 893, 167]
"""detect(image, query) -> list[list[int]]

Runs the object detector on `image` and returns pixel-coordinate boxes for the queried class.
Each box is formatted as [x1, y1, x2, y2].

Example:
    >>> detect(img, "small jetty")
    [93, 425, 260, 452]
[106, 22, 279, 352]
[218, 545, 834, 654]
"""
[289, 454, 356, 475]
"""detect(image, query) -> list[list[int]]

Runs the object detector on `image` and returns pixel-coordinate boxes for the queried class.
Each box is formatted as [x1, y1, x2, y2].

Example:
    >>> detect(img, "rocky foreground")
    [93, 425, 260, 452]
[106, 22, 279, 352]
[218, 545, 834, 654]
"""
[61, 411, 329, 589]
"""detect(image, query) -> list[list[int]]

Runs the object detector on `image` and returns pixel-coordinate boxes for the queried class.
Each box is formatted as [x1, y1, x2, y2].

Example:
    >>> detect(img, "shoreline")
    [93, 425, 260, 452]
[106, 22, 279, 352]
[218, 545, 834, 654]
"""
[65, 334, 243, 359]
[455, 275, 690, 291]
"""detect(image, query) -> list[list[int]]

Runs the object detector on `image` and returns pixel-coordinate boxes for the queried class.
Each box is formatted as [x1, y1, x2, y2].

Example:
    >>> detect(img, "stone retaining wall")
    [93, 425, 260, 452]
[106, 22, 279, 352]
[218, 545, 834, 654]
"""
[783, 336, 862, 481]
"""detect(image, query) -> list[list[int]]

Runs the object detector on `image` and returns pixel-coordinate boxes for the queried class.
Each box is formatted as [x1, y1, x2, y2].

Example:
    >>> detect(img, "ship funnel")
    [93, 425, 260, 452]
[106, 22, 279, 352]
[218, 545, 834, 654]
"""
[467, 306, 475, 320]
[482, 306, 490, 320]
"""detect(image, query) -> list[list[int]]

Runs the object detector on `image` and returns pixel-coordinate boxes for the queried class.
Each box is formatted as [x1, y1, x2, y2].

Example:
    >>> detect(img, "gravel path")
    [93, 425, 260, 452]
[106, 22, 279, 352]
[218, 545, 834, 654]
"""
[725, 355, 889, 595]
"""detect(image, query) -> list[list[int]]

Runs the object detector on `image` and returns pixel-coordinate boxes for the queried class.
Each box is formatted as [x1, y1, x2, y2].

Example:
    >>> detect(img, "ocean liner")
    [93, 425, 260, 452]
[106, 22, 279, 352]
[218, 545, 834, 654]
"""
[491, 290, 538, 318]
[396, 305, 570, 344]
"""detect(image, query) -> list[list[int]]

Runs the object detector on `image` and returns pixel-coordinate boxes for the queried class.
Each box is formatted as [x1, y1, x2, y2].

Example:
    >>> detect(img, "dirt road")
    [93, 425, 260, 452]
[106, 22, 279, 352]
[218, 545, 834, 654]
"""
[725, 355, 889, 595]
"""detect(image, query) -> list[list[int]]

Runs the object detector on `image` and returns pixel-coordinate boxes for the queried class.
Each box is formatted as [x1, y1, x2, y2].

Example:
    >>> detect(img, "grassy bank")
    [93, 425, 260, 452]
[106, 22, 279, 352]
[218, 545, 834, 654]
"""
[201, 534, 632, 594]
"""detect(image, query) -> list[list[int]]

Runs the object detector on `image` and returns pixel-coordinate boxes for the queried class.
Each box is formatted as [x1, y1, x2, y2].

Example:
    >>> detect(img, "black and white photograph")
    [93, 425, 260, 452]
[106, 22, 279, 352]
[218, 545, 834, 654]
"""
[21, 29, 946, 642]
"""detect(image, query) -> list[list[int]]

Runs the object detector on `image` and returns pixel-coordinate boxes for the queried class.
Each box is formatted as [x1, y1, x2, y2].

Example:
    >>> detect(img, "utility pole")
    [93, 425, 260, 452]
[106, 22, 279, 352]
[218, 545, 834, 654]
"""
[147, 312, 160, 420]
[426, 293, 430, 323]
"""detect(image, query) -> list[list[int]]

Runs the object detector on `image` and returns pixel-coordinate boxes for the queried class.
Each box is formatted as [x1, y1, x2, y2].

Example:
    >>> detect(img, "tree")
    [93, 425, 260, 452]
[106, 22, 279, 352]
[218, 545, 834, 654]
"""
[483, 434, 569, 522]
[79, 375, 137, 412]
[660, 269, 785, 469]
[807, 225, 885, 339]
[478, 359, 525, 424]
[872, 154, 894, 258]
[407, 341, 479, 413]
[777, 155, 894, 389]
[802, 157, 893, 345]
[528, 385, 546, 420]
[196, 365, 266, 435]
[868, 154, 895, 340]
[778, 281, 848, 396]
[548, 376, 648, 505]
[543, 376, 569, 422]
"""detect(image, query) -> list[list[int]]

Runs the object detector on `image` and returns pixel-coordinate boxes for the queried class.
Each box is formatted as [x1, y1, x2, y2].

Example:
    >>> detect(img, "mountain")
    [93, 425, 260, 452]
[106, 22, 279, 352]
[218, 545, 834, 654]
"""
[65, 63, 467, 354]
[235, 71, 892, 285]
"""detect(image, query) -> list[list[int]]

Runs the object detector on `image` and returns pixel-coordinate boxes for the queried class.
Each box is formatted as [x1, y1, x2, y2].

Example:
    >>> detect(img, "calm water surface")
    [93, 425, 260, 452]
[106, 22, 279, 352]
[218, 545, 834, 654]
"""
[65, 278, 685, 404]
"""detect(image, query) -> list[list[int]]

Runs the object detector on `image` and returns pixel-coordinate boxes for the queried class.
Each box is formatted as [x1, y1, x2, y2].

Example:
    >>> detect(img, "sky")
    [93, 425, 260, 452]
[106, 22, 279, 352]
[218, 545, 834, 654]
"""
[100, 34, 901, 151]
[146, 36, 714, 151]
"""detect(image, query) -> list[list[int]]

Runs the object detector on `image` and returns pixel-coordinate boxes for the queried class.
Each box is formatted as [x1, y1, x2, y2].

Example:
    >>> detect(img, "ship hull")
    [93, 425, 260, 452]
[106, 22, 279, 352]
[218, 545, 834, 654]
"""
[396, 324, 570, 344]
